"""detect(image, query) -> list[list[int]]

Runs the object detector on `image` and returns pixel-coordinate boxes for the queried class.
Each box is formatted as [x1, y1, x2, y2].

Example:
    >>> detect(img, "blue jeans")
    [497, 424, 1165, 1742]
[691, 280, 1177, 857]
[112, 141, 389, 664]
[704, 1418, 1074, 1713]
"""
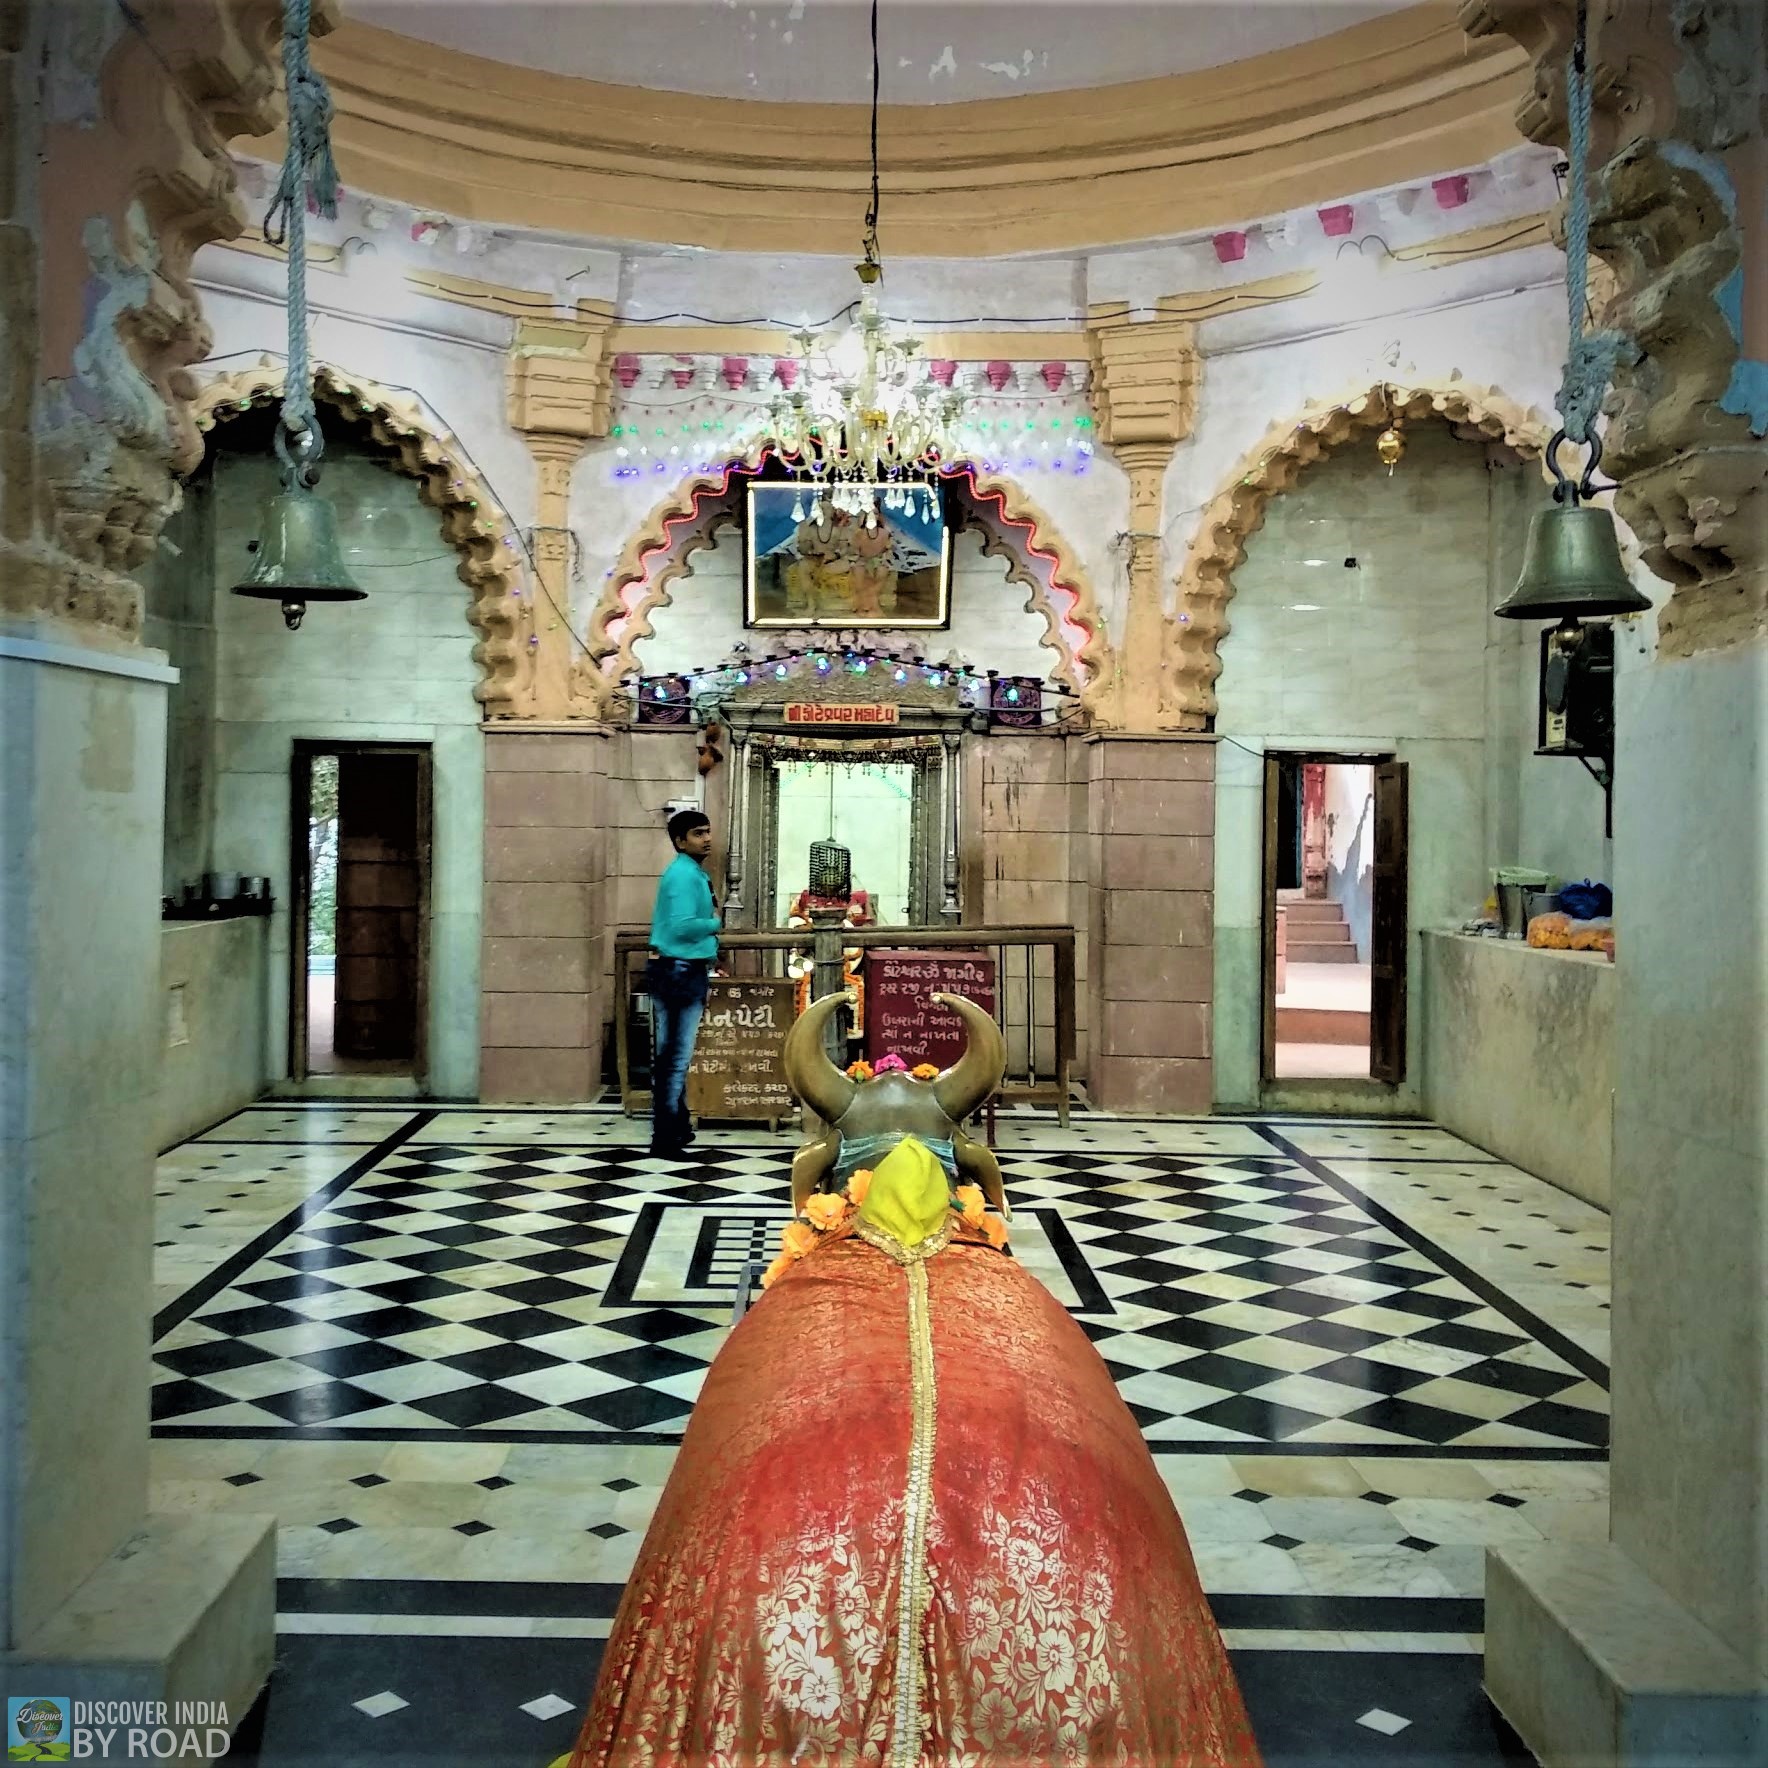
[649, 958, 710, 1149]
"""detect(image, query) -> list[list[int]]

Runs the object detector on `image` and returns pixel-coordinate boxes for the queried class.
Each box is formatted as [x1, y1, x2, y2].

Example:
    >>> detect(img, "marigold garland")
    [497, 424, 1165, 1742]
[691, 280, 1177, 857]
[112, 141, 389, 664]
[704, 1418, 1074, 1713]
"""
[759, 1164, 1010, 1291]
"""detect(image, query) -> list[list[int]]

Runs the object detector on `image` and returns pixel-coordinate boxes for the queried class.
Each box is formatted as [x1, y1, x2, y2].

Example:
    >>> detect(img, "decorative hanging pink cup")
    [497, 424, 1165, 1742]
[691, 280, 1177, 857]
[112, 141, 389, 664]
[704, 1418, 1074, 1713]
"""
[773, 358, 799, 390]
[928, 359, 958, 388]
[986, 360, 1014, 391]
[721, 356, 749, 390]
[1432, 174, 1471, 209]
[1317, 204, 1355, 237]
[1213, 230, 1248, 263]
[670, 357, 697, 390]
[613, 353, 641, 390]
[1039, 362, 1067, 393]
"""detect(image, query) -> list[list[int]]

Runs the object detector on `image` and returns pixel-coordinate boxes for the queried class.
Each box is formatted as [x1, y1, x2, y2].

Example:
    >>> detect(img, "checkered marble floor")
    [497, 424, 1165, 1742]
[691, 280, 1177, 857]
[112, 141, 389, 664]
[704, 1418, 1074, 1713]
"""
[155, 1110, 1606, 1456]
[152, 1102, 1608, 1764]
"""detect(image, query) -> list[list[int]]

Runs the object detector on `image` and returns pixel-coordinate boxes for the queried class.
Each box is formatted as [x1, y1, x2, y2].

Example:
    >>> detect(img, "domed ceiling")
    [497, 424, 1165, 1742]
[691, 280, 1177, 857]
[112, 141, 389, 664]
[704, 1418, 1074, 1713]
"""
[346, 0, 1424, 104]
[310, 1, 1526, 256]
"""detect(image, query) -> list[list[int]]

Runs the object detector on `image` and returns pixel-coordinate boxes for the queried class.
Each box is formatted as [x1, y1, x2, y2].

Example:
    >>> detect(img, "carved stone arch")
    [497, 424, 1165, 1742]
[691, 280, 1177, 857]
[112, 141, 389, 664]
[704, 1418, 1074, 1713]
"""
[192, 358, 533, 716]
[1167, 380, 1554, 726]
[581, 449, 1114, 708]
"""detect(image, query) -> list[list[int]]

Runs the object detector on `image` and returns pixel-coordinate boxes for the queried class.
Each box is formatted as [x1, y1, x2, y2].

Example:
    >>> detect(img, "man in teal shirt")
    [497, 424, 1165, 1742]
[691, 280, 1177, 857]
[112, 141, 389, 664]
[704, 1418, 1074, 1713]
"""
[647, 809, 720, 1155]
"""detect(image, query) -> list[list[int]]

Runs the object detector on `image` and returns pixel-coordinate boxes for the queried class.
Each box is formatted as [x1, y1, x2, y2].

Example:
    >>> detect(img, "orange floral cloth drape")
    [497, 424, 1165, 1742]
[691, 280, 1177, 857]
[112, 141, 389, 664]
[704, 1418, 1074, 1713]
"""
[556, 1234, 1262, 1767]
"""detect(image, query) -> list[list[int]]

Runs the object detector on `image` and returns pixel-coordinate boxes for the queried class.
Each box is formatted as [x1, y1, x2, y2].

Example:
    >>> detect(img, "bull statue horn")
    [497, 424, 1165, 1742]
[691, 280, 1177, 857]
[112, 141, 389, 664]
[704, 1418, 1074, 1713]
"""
[930, 991, 1005, 1122]
[782, 988, 857, 1124]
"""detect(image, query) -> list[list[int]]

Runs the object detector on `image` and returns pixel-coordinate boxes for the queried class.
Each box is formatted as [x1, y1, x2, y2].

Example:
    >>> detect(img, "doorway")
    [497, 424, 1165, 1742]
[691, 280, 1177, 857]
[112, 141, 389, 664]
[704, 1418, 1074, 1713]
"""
[290, 742, 431, 1085]
[1262, 753, 1407, 1085]
[765, 756, 926, 927]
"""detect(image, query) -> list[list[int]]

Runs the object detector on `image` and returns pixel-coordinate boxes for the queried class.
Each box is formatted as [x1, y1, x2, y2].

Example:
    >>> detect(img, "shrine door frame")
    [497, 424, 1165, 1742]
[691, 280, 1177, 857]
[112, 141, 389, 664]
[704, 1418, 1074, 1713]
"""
[1259, 749, 1408, 1088]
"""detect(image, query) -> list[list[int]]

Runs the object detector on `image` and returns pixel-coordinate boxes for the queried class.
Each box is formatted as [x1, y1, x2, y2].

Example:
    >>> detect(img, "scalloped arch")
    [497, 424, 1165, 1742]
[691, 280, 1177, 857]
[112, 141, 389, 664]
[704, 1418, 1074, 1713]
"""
[193, 359, 534, 717]
[580, 449, 1114, 709]
[1167, 380, 1554, 727]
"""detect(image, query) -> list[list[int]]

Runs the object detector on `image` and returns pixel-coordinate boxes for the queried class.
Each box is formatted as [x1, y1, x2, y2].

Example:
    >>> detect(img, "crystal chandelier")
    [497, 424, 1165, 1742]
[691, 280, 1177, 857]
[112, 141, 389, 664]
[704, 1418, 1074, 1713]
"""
[761, 0, 965, 526]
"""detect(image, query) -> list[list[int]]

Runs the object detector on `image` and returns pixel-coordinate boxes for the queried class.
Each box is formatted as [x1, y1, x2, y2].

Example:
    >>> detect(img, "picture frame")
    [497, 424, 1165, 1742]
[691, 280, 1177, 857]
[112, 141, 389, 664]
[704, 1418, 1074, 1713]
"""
[744, 482, 952, 629]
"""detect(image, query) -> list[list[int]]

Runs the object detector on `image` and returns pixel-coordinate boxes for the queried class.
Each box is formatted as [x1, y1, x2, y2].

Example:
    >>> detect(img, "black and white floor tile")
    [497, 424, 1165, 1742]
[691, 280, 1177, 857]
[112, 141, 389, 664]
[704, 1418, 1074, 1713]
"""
[152, 1102, 1609, 1765]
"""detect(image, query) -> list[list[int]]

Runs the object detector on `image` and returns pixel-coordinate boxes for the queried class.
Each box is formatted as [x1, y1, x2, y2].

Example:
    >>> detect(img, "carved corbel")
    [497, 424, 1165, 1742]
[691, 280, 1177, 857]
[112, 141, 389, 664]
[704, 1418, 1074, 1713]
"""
[1084, 313, 1198, 729]
[1461, 0, 1766, 654]
[10, 0, 329, 641]
[506, 312, 617, 718]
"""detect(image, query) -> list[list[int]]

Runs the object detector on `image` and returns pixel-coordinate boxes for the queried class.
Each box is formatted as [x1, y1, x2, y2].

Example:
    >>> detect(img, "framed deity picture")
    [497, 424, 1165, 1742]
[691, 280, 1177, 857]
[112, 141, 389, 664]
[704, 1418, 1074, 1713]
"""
[744, 483, 952, 629]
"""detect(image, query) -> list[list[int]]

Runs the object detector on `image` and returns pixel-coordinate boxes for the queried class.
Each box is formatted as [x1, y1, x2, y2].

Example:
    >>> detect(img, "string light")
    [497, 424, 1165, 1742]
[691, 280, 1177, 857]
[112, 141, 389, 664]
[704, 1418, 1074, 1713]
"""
[623, 640, 1080, 710]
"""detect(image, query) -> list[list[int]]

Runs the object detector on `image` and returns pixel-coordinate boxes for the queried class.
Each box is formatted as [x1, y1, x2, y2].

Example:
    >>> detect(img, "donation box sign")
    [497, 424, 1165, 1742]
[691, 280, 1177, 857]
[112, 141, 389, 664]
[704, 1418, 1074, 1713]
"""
[687, 979, 797, 1121]
[865, 950, 997, 1072]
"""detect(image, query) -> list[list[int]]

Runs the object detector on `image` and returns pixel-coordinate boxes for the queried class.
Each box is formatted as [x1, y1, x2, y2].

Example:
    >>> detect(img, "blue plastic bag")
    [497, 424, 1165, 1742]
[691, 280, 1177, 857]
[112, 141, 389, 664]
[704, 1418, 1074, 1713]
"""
[1557, 879, 1612, 919]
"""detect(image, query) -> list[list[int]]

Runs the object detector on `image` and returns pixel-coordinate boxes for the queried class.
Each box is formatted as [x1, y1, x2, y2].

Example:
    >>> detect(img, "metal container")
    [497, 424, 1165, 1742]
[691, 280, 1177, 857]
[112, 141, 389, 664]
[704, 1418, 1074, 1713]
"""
[240, 875, 270, 899]
[1496, 882, 1530, 939]
[205, 871, 240, 901]
[1525, 889, 1560, 924]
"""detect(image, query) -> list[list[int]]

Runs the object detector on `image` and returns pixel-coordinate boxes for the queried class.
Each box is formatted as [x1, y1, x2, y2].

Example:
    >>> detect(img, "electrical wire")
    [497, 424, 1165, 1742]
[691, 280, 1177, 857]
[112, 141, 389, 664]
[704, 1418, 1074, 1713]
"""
[863, 0, 881, 272]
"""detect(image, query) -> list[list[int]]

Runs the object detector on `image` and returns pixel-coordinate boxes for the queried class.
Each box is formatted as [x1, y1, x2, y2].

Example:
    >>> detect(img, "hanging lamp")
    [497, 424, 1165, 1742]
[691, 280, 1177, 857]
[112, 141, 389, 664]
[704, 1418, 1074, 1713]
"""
[231, 0, 364, 630]
[1375, 385, 1406, 474]
[1495, 0, 1649, 626]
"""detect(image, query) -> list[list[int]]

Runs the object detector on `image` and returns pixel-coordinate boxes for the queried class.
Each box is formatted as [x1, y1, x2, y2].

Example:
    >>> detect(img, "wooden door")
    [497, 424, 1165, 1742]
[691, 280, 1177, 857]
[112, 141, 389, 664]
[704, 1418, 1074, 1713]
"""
[1302, 762, 1329, 897]
[1260, 752, 1281, 1081]
[288, 747, 314, 1082]
[334, 751, 429, 1067]
[1369, 759, 1409, 1085]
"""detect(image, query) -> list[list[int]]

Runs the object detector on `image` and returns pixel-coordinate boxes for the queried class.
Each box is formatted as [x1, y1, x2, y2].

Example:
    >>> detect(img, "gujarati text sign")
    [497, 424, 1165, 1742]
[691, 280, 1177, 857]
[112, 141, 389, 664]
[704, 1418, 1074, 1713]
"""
[687, 979, 797, 1120]
[783, 702, 900, 726]
[865, 949, 997, 1073]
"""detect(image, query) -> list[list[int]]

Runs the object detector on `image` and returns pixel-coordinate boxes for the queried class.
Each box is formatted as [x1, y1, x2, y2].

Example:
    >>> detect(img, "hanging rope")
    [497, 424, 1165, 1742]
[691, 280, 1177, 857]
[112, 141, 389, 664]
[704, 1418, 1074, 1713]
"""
[263, 0, 340, 470]
[1556, 0, 1629, 475]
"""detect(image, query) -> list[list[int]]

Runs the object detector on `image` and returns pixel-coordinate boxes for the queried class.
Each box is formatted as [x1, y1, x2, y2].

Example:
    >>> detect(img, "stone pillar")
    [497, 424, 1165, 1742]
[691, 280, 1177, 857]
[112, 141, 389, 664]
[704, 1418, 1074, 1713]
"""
[940, 729, 963, 922]
[1084, 312, 1198, 731]
[723, 729, 749, 917]
[1, 0, 299, 1726]
[1084, 735, 1216, 1113]
[480, 729, 613, 1102]
[1461, 3, 1768, 1758]
[506, 313, 615, 720]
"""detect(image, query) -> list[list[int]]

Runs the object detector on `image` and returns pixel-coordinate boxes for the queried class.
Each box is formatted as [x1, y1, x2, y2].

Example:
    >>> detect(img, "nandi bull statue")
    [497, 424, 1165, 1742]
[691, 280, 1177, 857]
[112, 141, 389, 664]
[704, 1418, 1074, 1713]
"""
[780, 987, 1010, 1219]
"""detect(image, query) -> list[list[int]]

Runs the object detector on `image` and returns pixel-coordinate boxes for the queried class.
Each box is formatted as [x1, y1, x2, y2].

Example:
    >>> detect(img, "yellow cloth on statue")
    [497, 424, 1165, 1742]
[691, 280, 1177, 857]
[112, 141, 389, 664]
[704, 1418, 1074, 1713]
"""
[856, 1135, 949, 1249]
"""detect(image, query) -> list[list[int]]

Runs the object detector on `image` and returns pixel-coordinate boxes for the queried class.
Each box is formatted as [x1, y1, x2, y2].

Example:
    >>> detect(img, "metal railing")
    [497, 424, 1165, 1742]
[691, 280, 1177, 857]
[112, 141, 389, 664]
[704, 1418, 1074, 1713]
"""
[613, 923, 1075, 1125]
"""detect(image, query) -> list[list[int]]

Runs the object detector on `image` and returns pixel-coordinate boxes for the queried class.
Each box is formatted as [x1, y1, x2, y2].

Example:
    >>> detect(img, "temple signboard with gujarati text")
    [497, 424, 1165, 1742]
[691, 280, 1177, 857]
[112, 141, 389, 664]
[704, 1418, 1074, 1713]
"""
[783, 703, 900, 726]
[687, 979, 798, 1121]
[865, 950, 997, 1072]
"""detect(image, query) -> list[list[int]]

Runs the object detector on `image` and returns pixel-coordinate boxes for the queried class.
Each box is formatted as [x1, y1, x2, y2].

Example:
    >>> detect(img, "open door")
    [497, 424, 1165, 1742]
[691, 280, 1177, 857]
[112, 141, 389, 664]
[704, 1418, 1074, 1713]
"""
[289, 747, 314, 1083]
[291, 741, 431, 1084]
[335, 751, 429, 1068]
[1369, 759, 1409, 1084]
[1260, 752, 1280, 1082]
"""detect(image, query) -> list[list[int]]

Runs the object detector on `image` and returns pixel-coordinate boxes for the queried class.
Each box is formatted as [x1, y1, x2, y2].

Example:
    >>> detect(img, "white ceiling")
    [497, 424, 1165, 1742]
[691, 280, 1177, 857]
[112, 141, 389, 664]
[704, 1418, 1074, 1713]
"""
[346, 0, 1421, 105]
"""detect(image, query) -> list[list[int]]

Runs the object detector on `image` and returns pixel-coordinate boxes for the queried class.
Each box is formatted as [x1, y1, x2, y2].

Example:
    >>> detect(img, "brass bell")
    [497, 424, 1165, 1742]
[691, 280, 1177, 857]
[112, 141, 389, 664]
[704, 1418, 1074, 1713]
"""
[1496, 502, 1651, 621]
[230, 481, 365, 630]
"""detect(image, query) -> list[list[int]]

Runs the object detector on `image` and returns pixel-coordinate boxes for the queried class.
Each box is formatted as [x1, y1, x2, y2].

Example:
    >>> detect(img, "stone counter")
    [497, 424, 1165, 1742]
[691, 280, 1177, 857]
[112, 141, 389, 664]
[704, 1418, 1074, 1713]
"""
[1421, 930, 1613, 1209]
[158, 918, 270, 1150]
